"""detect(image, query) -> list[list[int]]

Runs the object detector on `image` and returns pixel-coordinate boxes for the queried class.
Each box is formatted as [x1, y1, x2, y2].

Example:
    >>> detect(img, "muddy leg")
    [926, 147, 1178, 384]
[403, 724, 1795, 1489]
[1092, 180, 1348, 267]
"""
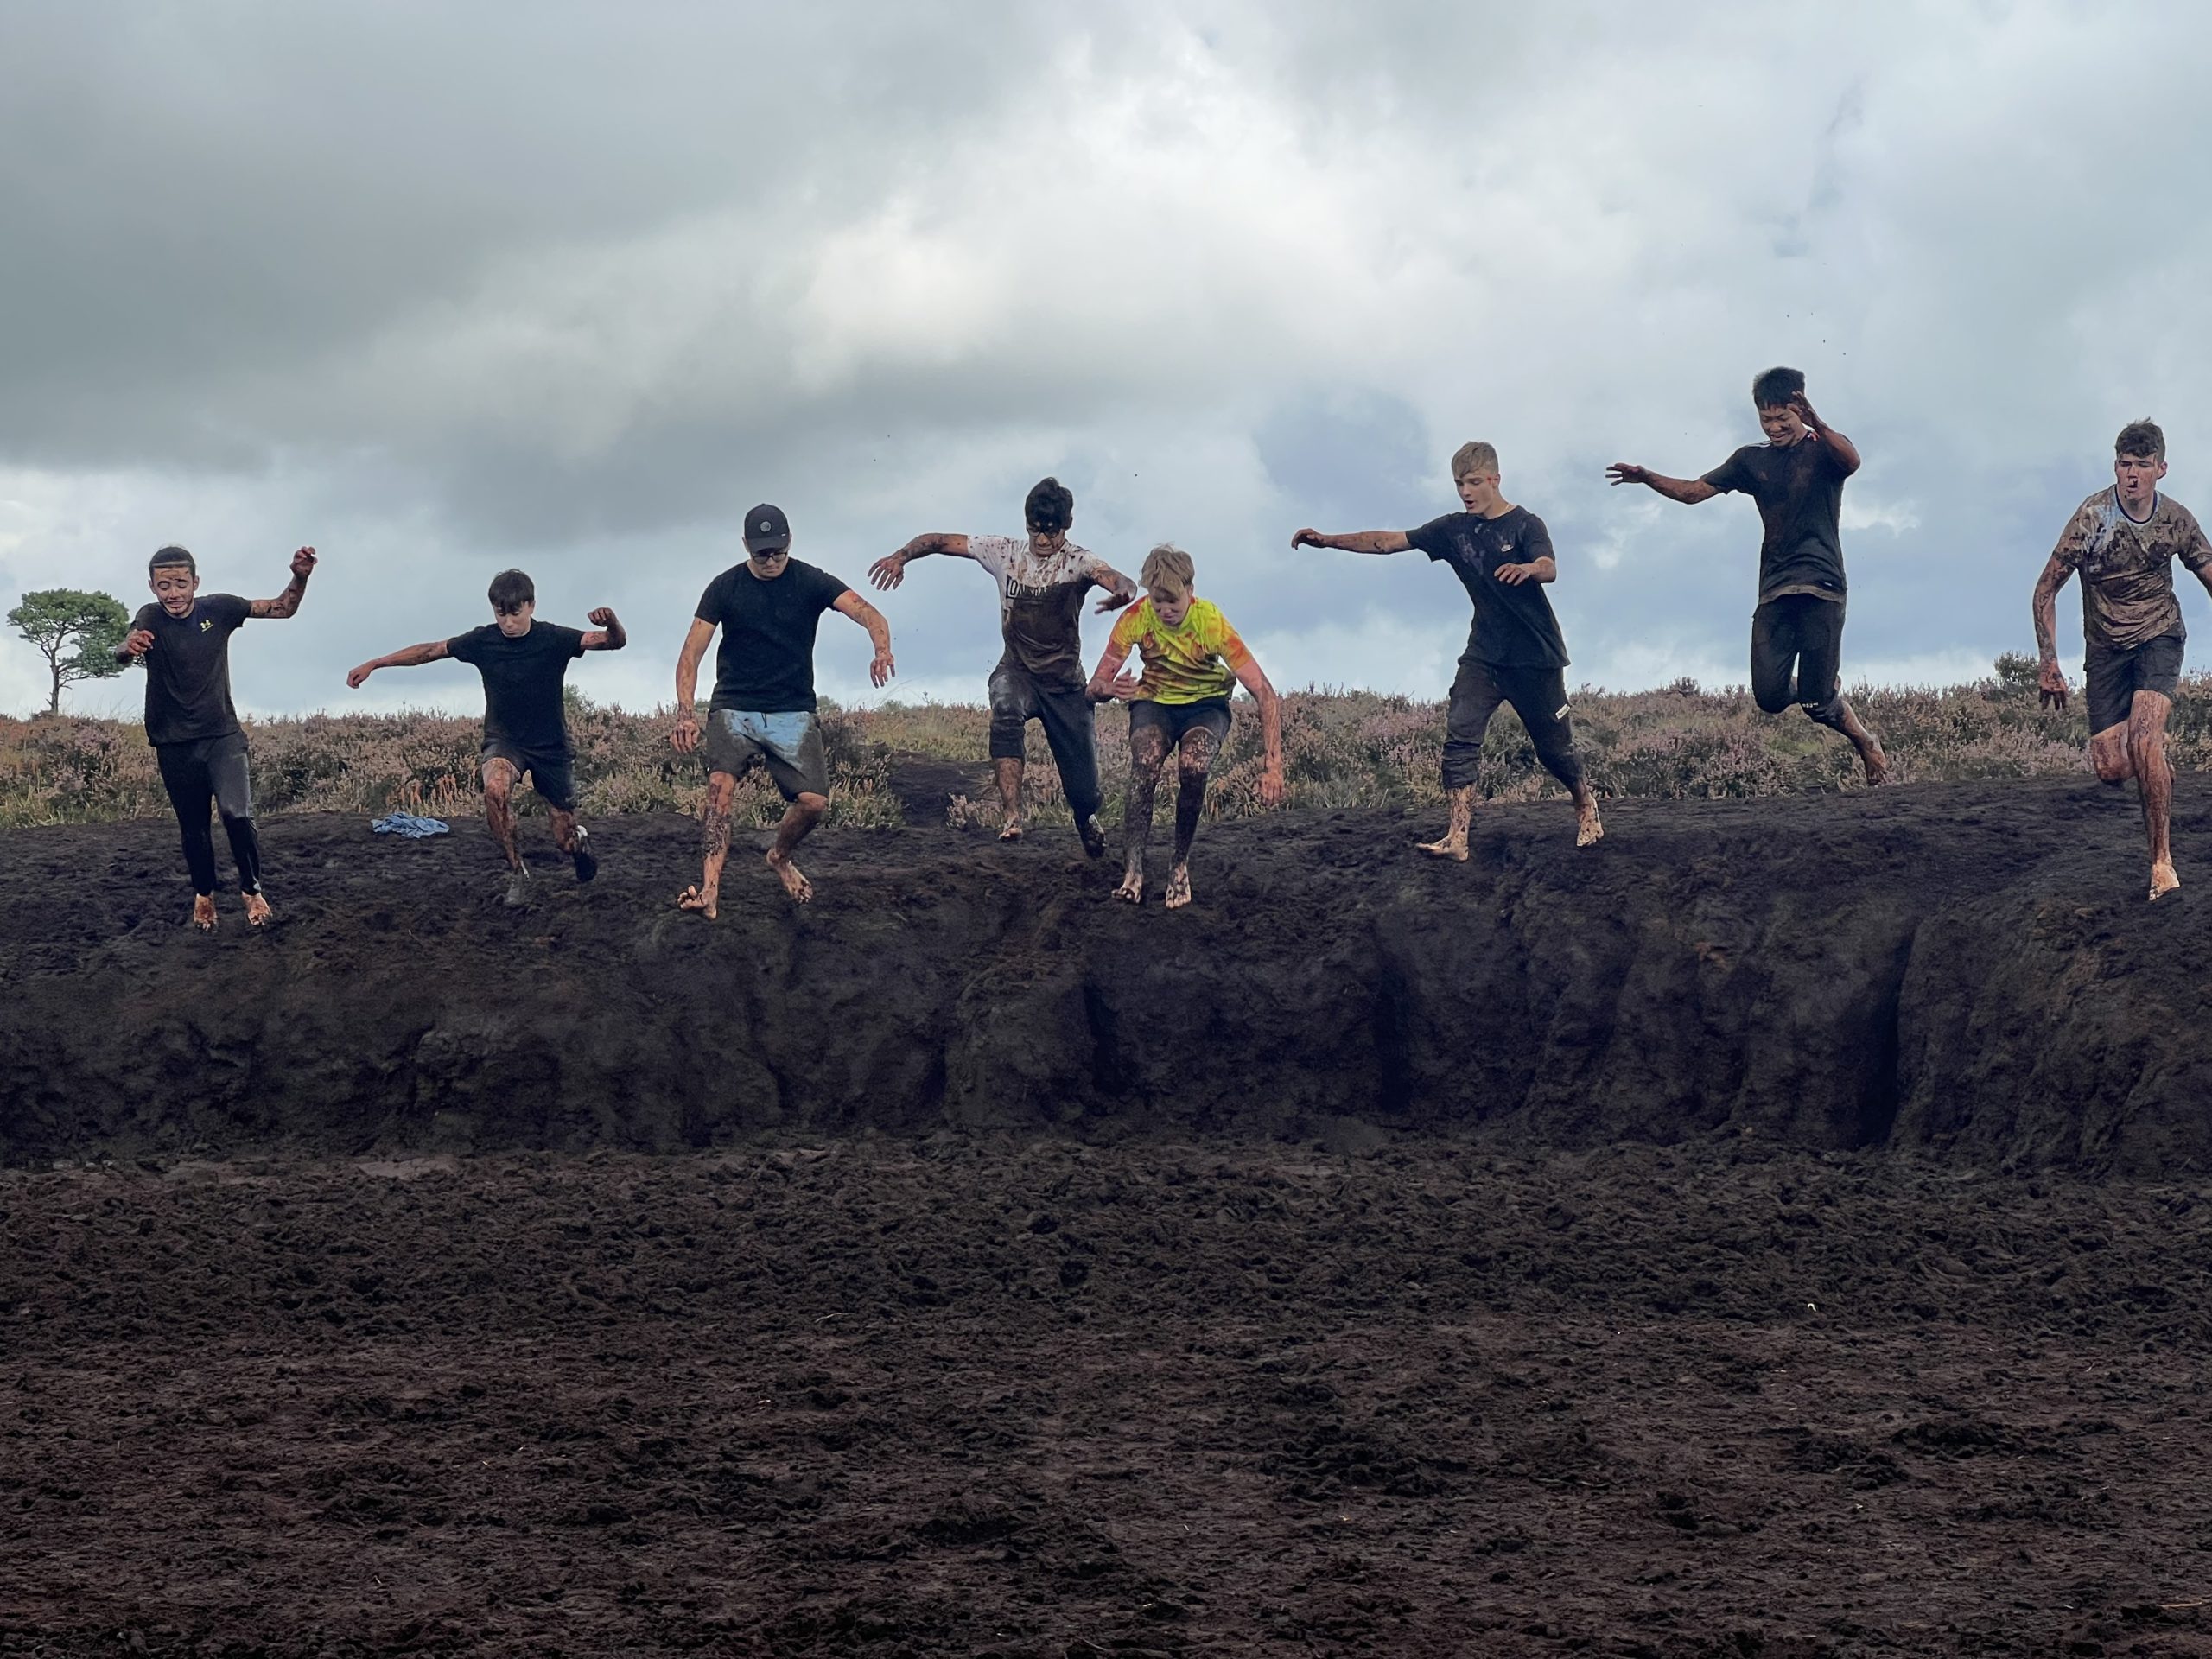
[482, 759, 524, 871]
[1164, 727, 1216, 910]
[1833, 699, 1890, 786]
[2131, 692, 2177, 900]
[1571, 779, 1605, 847]
[1117, 725, 1169, 904]
[765, 791, 826, 903]
[995, 757, 1025, 841]
[678, 771, 737, 919]
[1418, 785, 1477, 861]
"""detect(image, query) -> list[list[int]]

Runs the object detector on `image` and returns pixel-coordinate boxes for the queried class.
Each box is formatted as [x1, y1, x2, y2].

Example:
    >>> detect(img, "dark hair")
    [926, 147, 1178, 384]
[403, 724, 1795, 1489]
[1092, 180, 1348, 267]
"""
[487, 569, 536, 613]
[1024, 476, 1075, 535]
[2116, 419, 2166, 461]
[1751, 365, 1806, 410]
[149, 544, 196, 576]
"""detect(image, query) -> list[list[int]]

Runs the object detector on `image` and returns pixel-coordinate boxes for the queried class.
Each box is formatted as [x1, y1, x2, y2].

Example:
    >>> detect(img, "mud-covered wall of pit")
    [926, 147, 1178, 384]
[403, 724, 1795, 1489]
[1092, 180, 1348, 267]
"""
[3, 800, 2209, 1173]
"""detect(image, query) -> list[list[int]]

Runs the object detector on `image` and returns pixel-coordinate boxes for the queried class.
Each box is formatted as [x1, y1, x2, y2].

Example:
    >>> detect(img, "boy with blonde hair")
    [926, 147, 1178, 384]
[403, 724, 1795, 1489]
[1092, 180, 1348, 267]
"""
[1293, 441, 1602, 858]
[1084, 544, 1284, 908]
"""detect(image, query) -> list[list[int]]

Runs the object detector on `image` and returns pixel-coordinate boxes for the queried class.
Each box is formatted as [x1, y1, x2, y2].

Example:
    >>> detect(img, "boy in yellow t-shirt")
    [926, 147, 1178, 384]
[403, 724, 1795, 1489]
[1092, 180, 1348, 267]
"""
[1085, 543, 1285, 908]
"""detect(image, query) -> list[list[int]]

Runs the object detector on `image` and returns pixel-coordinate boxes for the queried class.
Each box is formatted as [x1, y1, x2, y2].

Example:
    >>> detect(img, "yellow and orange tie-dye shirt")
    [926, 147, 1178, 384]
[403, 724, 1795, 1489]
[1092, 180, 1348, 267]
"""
[1108, 596, 1253, 705]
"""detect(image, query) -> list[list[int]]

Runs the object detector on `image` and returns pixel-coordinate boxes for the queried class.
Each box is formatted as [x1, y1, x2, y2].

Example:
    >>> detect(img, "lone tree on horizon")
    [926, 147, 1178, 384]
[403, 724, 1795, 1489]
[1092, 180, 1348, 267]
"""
[8, 588, 131, 715]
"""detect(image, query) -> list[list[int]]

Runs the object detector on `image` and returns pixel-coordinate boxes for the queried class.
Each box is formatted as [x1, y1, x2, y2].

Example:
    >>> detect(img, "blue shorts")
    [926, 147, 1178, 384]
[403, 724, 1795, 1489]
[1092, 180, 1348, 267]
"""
[702, 709, 830, 801]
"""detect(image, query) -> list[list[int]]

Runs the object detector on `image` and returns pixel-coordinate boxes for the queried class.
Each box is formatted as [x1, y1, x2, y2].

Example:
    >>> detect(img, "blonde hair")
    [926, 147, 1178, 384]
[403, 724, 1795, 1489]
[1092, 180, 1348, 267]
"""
[1451, 441, 1500, 480]
[1141, 543, 1195, 594]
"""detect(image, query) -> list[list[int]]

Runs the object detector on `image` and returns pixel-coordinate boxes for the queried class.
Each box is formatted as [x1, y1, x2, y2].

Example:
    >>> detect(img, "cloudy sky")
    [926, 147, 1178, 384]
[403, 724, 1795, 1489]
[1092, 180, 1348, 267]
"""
[5, 0, 2210, 720]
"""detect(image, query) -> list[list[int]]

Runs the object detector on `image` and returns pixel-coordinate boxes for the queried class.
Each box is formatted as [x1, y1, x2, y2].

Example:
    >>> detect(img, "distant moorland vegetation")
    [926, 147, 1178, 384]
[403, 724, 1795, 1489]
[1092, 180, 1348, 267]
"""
[5, 656, 2205, 832]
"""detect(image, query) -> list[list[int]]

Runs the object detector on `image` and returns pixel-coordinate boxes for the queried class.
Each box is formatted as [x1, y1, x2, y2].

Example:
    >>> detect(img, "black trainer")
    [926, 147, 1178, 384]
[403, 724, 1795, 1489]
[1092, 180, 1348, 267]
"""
[571, 825, 598, 883]
[1078, 814, 1107, 859]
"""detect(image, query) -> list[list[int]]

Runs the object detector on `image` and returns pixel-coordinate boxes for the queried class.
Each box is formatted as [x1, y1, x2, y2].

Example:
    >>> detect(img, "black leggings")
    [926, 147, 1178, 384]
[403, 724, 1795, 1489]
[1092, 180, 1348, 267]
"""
[156, 733, 263, 896]
[1751, 594, 1848, 729]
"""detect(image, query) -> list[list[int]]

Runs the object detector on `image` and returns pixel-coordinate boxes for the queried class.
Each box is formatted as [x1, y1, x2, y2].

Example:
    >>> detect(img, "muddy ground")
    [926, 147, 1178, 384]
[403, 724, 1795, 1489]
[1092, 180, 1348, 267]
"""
[6, 1138, 2212, 1656]
[4, 777, 2212, 1171]
[6, 778, 2212, 1653]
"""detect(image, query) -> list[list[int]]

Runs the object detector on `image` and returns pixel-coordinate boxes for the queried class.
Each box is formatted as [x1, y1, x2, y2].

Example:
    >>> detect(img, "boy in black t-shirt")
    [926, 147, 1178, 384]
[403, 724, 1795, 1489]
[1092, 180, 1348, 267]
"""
[116, 542, 318, 931]
[1293, 441, 1604, 859]
[1608, 366, 1889, 785]
[349, 569, 626, 905]
[670, 504, 895, 915]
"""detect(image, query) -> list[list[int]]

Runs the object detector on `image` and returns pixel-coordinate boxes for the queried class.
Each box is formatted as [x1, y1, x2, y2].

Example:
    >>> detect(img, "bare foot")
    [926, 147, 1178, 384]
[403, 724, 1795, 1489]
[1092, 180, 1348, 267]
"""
[766, 849, 814, 904]
[191, 894, 217, 933]
[1861, 734, 1891, 787]
[997, 817, 1024, 842]
[1163, 864, 1194, 909]
[677, 883, 719, 920]
[1114, 870, 1144, 905]
[242, 892, 272, 928]
[2151, 861, 2181, 902]
[1416, 834, 1469, 861]
[1576, 802, 1605, 848]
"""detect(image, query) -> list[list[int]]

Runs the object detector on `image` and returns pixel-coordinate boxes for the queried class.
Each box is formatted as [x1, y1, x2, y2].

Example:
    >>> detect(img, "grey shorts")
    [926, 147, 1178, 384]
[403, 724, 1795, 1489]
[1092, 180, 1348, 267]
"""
[2085, 630, 2184, 736]
[702, 709, 830, 802]
[480, 739, 576, 811]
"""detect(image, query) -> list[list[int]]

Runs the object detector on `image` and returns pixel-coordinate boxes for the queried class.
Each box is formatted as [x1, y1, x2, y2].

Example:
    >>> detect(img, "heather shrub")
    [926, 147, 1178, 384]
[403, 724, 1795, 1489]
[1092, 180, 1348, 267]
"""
[0, 661, 2124, 830]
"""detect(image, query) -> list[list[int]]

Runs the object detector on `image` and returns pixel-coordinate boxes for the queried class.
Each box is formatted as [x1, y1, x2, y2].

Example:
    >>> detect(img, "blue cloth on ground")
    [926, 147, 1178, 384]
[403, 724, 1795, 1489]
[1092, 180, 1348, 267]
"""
[371, 812, 451, 838]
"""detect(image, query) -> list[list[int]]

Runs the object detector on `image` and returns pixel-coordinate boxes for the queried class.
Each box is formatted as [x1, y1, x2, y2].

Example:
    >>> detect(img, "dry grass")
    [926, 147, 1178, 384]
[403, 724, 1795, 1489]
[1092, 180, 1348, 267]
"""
[3, 657, 2193, 832]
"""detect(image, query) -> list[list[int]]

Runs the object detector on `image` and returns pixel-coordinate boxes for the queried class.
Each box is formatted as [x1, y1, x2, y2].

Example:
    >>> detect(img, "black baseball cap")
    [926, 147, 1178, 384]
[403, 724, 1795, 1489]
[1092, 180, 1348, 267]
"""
[742, 504, 791, 554]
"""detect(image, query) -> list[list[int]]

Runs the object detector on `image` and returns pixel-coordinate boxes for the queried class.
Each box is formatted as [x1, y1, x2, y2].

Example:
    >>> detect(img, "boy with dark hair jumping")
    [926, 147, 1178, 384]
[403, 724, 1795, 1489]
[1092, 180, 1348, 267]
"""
[1608, 367, 1889, 785]
[2031, 419, 2212, 901]
[1084, 543, 1283, 908]
[348, 569, 626, 906]
[1293, 441, 1603, 857]
[116, 543, 317, 931]
[869, 476, 1136, 851]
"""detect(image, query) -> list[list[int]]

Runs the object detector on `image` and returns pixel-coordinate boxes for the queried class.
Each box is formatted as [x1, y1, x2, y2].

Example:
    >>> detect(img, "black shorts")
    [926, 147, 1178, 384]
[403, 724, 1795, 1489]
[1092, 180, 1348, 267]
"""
[481, 739, 576, 811]
[2085, 630, 2184, 736]
[701, 709, 831, 802]
[1750, 594, 1847, 728]
[987, 663, 1104, 822]
[1129, 696, 1232, 751]
[1442, 657, 1581, 791]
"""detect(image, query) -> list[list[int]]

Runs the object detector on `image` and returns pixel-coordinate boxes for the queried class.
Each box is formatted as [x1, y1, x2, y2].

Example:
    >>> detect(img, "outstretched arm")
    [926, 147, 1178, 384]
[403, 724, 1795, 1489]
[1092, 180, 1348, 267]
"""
[833, 590, 896, 687]
[1290, 528, 1413, 555]
[1605, 465, 1719, 505]
[868, 532, 974, 591]
[1790, 397, 1861, 476]
[1231, 655, 1286, 805]
[1085, 639, 1141, 703]
[2032, 554, 2074, 710]
[249, 546, 319, 618]
[582, 607, 626, 651]
[671, 617, 715, 752]
[347, 639, 450, 689]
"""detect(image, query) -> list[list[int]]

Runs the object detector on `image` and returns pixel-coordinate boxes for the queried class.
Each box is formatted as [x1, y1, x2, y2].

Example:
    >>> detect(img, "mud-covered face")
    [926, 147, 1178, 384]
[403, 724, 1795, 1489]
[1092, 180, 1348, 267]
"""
[1758, 403, 1807, 445]
[2114, 451, 2168, 512]
[149, 565, 200, 616]
[493, 600, 536, 638]
[1148, 582, 1194, 626]
[1027, 524, 1070, 558]
[1455, 471, 1501, 513]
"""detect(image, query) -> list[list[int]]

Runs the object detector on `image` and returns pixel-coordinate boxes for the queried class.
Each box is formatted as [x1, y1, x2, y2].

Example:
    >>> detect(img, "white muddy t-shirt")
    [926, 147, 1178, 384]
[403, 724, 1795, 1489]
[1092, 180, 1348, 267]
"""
[966, 535, 1123, 684]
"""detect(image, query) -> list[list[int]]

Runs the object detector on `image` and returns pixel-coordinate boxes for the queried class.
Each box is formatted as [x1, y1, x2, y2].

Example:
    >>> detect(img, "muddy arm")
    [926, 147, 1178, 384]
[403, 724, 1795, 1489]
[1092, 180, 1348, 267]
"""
[869, 533, 973, 590]
[833, 590, 895, 687]
[1232, 655, 1286, 804]
[1290, 528, 1412, 555]
[250, 546, 319, 618]
[347, 639, 449, 688]
[2031, 554, 2073, 709]
[1086, 639, 1140, 702]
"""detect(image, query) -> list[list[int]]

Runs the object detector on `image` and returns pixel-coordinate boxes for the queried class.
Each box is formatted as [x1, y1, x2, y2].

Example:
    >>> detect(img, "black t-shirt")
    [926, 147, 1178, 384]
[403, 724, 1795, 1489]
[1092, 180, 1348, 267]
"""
[447, 621, 587, 753]
[1406, 508, 1570, 669]
[130, 594, 251, 747]
[695, 559, 852, 714]
[1702, 439, 1850, 603]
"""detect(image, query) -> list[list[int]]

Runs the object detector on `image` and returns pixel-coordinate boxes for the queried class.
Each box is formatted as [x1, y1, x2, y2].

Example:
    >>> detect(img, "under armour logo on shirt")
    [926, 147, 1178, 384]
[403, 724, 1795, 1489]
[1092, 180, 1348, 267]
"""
[200, 618, 213, 632]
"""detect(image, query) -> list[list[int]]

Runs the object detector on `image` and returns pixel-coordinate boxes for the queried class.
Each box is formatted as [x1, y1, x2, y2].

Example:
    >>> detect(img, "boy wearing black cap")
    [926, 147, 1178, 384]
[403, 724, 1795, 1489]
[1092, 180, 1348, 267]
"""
[1608, 367, 1889, 786]
[115, 542, 318, 931]
[347, 569, 627, 906]
[671, 505, 895, 913]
